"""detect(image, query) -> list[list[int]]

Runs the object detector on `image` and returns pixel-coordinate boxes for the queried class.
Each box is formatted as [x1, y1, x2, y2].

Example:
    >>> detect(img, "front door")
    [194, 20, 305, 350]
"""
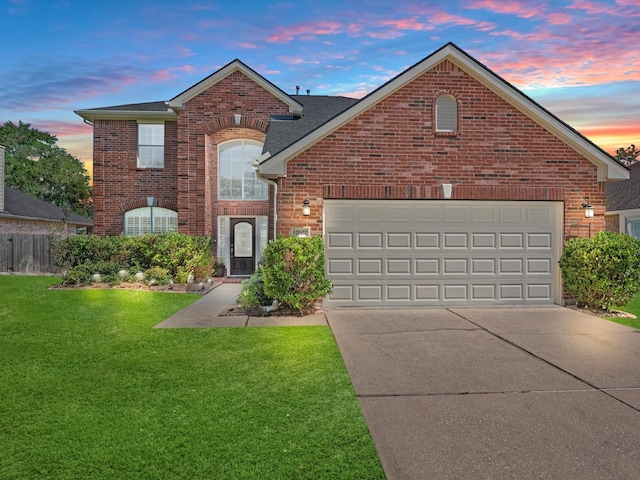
[230, 218, 255, 276]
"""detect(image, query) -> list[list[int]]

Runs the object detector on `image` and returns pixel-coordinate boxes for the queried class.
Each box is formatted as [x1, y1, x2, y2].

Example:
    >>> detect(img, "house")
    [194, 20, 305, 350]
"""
[605, 161, 640, 238]
[0, 145, 94, 272]
[75, 43, 627, 307]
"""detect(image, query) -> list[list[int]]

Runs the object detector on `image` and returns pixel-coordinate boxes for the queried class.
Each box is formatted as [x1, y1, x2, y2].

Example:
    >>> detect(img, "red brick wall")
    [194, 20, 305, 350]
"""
[92, 119, 178, 235]
[276, 60, 605, 242]
[175, 70, 291, 235]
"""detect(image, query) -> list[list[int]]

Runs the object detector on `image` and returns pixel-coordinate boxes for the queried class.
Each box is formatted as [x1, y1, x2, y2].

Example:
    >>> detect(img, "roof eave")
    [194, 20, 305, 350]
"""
[74, 109, 176, 123]
[0, 211, 93, 226]
[445, 51, 629, 183]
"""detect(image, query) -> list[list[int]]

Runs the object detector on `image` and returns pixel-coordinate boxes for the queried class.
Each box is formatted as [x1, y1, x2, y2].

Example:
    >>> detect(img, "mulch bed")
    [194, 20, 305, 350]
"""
[48, 281, 220, 295]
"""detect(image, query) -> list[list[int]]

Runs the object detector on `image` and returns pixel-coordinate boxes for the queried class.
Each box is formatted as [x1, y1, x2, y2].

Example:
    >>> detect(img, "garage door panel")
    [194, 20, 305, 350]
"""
[327, 232, 353, 248]
[324, 200, 560, 307]
[528, 233, 552, 248]
[387, 232, 411, 248]
[416, 233, 440, 248]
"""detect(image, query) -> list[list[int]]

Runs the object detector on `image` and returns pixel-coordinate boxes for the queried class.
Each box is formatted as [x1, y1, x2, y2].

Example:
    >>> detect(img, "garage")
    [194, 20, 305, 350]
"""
[324, 200, 563, 307]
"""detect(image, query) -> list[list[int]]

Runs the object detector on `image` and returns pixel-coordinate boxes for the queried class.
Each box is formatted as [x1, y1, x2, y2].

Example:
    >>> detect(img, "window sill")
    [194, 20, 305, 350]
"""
[136, 167, 164, 171]
[435, 131, 460, 138]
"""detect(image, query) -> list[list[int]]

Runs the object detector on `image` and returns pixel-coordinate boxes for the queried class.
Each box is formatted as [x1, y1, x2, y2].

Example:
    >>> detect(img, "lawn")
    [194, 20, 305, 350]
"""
[608, 291, 640, 329]
[0, 276, 384, 480]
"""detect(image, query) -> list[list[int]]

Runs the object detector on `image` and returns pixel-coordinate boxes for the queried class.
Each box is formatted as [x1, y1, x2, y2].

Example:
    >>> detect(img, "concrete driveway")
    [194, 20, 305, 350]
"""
[327, 307, 640, 480]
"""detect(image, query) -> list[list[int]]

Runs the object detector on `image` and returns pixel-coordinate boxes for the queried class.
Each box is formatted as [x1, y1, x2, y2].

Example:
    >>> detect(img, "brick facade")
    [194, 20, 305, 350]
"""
[276, 60, 604, 242]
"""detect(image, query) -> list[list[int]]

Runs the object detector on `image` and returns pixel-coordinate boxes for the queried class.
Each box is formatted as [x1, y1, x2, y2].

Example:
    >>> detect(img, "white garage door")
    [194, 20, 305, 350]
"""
[324, 200, 562, 307]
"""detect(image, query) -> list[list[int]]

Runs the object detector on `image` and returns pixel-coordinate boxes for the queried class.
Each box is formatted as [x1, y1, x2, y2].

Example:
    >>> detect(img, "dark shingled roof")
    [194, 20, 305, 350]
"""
[606, 162, 640, 211]
[263, 95, 359, 156]
[83, 101, 170, 112]
[1, 186, 93, 225]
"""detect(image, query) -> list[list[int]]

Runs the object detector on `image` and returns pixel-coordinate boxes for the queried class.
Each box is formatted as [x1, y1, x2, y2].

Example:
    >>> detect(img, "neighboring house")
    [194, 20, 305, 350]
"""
[605, 161, 640, 238]
[76, 43, 627, 307]
[0, 146, 93, 236]
[0, 145, 93, 273]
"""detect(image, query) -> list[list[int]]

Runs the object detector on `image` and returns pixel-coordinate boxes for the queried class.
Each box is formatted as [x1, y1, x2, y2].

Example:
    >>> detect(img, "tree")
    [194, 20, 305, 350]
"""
[0, 121, 92, 217]
[615, 144, 639, 167]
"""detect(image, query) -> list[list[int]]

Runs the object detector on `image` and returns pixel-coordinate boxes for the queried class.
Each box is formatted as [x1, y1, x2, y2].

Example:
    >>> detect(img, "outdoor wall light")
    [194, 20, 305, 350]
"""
[582, 202, 594, 218]
[442, 183, 452, 199]
[302, 198, 311, 216]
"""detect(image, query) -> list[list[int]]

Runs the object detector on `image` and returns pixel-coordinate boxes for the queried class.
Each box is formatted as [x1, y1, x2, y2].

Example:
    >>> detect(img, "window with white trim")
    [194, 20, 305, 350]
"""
[124, 207, 177, 236]
[626, 217, 640, 240]
[218, 140, 267, 200]
[435, 95, 458, 132]
[138, 124, 164, 168]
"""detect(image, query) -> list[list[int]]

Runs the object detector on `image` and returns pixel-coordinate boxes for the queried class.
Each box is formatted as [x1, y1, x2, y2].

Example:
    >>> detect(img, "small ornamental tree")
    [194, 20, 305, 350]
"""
[559, 231, 640, 310]
[261, 235, 332, 313]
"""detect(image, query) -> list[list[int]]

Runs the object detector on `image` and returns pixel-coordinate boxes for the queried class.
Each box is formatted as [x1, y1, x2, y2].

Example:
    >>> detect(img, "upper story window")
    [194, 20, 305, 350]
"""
[124, 206, 177, 236]
[219, 140, 267, 200]
[435, 95, 458, 132]
[138, 123, 164, 168]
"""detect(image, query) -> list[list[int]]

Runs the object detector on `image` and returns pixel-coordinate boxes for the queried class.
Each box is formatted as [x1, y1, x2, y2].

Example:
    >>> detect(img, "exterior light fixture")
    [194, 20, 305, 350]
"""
[442, 183, 452, 199]
[147, 196, 155, 233]
[582, 202, 594, 218]
[302, 198, 311, 216]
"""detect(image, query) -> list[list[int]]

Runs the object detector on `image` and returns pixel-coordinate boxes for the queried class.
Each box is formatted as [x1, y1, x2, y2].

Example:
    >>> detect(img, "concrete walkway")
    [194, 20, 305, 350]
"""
[154, 283, 326, 328]
[156, 286, 640, 479]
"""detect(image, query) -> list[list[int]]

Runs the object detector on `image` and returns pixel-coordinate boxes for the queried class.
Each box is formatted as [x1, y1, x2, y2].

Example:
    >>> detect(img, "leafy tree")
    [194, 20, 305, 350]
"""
[615, 144, 639, 167]
[0, 121, 92, 217]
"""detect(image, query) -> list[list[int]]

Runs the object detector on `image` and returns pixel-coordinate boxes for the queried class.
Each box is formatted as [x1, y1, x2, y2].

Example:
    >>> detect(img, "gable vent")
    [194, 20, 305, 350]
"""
[436, 95, 457, 132]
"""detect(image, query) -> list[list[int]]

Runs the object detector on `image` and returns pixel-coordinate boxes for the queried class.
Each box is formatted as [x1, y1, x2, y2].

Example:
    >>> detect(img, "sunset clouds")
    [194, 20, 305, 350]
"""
[0, 0, 637, 163]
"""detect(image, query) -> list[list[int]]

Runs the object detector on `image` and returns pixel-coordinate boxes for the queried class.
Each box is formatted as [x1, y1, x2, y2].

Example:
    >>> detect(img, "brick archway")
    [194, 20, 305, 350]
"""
[202, 114, 269, 135]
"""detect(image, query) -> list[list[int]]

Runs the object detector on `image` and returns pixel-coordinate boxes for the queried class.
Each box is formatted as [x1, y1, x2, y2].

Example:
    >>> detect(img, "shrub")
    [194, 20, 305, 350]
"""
[261, 235, 332, 313]
[144, 266, 170, 285]
[238, 268, 273, 309]
[54, 233, 212, 285]
[559, 231, 640, 310]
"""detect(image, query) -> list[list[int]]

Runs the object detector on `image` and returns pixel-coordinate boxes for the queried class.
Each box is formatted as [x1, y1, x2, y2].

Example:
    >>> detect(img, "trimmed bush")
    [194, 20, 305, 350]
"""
[53, 233, 212, 285]
[559, 231, 640, 310]
[261, 235, 332, 313]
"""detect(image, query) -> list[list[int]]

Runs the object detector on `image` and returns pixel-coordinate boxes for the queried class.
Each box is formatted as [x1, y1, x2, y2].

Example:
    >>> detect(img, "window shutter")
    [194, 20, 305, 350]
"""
[436, 95, 457, 132]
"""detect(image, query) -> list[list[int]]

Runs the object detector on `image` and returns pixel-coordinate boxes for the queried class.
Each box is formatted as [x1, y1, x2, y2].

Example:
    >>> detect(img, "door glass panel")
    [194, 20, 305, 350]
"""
[234, 222, 253, 257]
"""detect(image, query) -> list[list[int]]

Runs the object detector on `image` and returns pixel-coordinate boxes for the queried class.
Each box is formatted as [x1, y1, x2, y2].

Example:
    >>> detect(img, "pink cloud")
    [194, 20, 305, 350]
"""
[466, 0, 544, 17]
[379, 18, 428, 31]
[267, 20, 342, 43]
[238, 42, 259, 49]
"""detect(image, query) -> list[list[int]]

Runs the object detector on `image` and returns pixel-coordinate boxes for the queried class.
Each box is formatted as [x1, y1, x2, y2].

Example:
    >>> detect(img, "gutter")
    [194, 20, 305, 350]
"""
[253, 155, 278, 241]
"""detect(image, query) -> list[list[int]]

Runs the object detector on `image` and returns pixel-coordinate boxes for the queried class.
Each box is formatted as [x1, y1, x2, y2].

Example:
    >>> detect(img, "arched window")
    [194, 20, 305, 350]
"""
[435, 94, 458, 132]
[218, 140, 267, 200]
[124, 207, 178, 236]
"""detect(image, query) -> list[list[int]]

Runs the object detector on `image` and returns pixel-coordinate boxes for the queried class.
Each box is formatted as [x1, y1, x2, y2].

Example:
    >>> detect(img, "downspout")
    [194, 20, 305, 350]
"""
[253, 157, 278, 241]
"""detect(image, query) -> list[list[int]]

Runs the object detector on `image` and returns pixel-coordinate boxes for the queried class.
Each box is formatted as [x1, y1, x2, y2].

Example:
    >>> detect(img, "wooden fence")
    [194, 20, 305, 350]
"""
[0, 233, 58, 274]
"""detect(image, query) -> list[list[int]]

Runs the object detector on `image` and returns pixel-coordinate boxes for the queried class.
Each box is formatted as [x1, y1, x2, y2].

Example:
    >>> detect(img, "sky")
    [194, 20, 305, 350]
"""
[1, 0, 639, 177]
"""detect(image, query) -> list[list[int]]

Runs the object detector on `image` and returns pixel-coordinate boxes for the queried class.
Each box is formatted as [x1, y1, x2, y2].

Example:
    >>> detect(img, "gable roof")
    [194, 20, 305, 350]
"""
[606, 162, 640, 212]
[257, 42, 628, 183]
[168, 59, 304, 117]
[0, 186, 93, 226]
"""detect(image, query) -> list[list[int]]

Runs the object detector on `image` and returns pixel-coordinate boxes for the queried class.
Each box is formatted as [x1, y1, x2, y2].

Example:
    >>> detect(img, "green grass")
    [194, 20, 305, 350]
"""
[0, 276, 384, 480]
[608, 291, 640, 329]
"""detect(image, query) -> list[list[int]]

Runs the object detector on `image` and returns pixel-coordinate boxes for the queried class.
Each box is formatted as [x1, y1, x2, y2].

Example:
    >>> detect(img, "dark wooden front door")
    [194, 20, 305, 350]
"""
[230, 218, 255, 276]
